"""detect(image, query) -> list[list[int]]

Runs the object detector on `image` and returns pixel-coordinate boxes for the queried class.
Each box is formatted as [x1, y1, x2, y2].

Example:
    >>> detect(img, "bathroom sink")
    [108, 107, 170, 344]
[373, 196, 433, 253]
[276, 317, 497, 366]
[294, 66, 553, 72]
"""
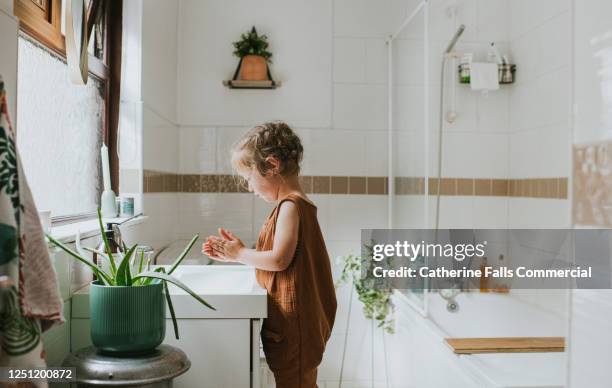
[71, 265, 266, 319]
[166, 265, 261, 294]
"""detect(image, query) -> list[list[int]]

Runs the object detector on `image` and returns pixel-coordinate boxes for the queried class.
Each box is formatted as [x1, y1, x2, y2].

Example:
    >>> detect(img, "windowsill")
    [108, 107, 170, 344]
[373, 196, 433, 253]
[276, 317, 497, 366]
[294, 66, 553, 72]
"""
[48, 215, 148, 244]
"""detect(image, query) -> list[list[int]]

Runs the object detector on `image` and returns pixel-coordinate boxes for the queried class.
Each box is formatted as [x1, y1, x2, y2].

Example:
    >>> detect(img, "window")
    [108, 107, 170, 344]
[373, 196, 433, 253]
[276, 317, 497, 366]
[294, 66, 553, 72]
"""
[14, 0, 122, 220]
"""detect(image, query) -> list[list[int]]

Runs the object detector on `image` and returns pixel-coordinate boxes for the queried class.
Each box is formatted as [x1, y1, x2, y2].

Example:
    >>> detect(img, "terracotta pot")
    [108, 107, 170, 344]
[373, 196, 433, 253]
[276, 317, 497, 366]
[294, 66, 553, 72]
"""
[239, 55, 268, 81]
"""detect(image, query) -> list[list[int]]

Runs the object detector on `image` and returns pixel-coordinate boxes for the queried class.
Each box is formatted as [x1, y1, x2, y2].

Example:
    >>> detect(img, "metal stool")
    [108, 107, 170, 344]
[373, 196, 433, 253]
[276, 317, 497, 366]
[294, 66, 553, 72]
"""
[62, 345, 190, 387]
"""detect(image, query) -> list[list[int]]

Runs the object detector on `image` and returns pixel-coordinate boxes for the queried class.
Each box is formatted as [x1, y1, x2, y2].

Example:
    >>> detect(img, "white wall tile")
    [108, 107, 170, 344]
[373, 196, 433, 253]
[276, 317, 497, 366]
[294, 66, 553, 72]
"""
[476, 0, 509, 43]
[508, 82, 538, 131]
[509, 0, 539, 41]
[509, 124, 570, 178]
[454, 0, 478, 43]
[334, 38, 367, 83]
[119, 101, 144, 170]
[365, 39, 388, 84]
[177, 0, 332, 128]
[477, 88, 509, 133]
[573, 0, 612, 144]
[472, 197, 508, 228]
[441, 132, 508, 178]
[179, 127, 217, 174]
[216, 126, 249, 174]
[177, 193, 254, 245]
[141, 193, 179, 248]
[394, 130, 426, 177]
[334, 0, 408, 38]
[396, 0, 450, 43]
[334, 84, 388, 130]
[536, 12, 571, 76]
[365, 130, 389, 176]
[326, 195, 388, 241]
[437, 196, 474, 229]
[533, 0, 571, 28]
[509, 30, 539, 85]
[393, 39, 425, 86]
[393, 196, 428, 228]
[142, 0, 178, 123]
[535, 67, 571, 129]
[143, 107, 179, 173]
[291, 127, 315, 176]
[507, 198, 570, 228]
[309, 130, 366, 176]
[442, 85, 478, 133]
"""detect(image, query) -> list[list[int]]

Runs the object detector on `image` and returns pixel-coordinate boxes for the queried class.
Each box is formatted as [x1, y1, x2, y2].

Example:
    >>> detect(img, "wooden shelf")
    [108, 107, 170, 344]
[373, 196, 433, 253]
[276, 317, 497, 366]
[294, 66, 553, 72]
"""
[445, 337, 565, 354]
[222, 79, 282, 89]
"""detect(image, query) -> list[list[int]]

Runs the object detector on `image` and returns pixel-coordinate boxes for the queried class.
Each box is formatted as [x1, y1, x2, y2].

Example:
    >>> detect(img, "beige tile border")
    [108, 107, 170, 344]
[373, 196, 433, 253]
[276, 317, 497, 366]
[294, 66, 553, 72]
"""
[142, 171, 568, 199]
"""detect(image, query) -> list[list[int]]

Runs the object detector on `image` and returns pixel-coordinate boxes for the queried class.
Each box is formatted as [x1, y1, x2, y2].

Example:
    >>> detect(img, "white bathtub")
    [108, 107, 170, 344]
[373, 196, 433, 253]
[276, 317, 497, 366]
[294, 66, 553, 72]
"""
[388, 291, 568, 388]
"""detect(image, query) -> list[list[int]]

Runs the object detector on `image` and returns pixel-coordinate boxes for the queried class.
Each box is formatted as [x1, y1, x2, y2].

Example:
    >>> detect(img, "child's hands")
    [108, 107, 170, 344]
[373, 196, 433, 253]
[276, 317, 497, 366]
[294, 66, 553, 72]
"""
[202, 228, 245, 263]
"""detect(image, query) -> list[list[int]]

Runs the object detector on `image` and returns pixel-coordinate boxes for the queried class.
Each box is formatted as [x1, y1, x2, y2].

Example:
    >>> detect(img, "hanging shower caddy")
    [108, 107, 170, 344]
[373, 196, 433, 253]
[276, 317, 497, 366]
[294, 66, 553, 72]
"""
[458, 63, 517, 85]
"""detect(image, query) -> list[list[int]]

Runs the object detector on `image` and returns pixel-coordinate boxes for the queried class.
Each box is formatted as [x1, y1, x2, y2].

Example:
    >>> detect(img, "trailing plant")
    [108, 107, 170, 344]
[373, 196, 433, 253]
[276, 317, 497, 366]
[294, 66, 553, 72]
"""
[46, 209, 214, 339]
[336, 243, 395, 334]
[232, 26, 272, 62]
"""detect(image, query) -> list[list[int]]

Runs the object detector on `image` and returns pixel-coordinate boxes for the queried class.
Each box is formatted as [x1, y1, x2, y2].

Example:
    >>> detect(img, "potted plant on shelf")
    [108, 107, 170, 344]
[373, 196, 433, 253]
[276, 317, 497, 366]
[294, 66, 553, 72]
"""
[232, 26, 273, 81]
[46, 209, 214, 355]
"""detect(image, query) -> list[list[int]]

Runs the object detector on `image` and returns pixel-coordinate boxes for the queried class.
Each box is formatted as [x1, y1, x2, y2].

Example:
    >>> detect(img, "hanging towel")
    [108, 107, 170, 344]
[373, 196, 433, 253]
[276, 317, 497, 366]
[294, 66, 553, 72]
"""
[470, 62, 499, 91]
[0, 77, 63, 385]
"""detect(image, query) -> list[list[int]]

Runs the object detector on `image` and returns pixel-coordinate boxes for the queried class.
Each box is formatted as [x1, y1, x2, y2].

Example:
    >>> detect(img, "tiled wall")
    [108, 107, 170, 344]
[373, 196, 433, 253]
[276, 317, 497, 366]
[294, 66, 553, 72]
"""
[173, 0, 406, 385]
[507, 0, 572, 228]
[123, 0, 575, 387]
[143, 170, 568, 199]
[570, 1, 612, 386]
[137, 1, 181, 250]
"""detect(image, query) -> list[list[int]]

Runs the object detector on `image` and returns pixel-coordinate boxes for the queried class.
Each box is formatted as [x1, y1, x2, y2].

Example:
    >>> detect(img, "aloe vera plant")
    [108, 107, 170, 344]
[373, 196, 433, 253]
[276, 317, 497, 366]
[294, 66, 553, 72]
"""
[46, 209, 215, 339]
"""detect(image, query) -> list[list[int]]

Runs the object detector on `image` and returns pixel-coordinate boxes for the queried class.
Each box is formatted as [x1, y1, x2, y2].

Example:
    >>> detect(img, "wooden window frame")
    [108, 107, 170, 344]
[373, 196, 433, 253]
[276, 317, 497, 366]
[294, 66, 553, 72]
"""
[14, 0, 122, 195]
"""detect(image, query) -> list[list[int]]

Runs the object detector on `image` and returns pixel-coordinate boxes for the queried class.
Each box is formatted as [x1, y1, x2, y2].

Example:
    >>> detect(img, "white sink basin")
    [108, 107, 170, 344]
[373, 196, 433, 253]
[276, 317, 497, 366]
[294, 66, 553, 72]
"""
[72, 265, 267, 319]
[167, 265, 262, 295]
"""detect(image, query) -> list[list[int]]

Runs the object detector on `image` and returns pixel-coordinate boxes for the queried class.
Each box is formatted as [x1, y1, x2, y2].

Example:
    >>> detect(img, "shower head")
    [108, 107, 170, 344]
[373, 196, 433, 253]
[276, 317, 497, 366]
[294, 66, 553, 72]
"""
[444, 24, 466, 54]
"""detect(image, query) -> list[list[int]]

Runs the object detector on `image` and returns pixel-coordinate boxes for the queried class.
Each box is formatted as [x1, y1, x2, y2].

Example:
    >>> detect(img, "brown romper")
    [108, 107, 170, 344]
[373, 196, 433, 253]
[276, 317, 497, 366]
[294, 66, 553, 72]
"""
[255, 193, 337, 388]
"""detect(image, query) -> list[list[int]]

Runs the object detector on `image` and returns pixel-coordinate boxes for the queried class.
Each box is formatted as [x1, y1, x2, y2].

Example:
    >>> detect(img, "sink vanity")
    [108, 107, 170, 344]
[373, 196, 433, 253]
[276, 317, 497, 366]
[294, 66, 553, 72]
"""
[71, 265, 267, 388]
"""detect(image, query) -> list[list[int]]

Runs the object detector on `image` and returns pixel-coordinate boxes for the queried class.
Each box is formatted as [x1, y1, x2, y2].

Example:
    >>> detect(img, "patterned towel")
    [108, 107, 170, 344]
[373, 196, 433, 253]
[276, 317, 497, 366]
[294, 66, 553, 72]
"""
[0, 81, 63, 385]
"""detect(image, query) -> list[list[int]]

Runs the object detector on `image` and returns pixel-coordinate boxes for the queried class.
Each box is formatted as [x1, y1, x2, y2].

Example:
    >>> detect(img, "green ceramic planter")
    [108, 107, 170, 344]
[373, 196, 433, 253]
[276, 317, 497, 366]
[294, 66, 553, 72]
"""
[90, 282, 166, 354]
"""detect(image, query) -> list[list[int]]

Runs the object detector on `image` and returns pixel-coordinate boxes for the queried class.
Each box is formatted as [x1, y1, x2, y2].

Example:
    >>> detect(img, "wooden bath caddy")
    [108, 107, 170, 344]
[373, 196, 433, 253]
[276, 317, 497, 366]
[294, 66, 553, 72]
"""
[444, 337, 565, 354]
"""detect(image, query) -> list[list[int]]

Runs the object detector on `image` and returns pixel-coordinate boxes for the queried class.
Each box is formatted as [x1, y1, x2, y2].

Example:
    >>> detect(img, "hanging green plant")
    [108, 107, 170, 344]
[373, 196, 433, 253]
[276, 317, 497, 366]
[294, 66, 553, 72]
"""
[232, 26, 273, 63]
[336, 243, 395, 334]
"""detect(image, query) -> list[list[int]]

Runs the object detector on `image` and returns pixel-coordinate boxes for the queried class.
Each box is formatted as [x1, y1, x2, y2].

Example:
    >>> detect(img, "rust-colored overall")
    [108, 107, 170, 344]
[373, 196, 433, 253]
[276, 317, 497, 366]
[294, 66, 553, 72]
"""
[256, 193, 337, 388]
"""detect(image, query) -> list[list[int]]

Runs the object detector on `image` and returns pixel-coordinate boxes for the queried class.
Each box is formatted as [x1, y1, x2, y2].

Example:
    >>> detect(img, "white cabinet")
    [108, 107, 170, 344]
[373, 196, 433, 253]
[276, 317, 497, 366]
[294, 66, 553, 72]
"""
[71, 318, 260, 388]
[71, 266, 267, 387]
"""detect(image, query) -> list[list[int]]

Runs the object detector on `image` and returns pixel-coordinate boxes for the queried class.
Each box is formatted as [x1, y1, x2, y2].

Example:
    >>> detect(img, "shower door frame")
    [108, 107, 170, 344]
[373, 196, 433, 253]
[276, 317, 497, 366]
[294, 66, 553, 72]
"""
[386, 0, 430, 316]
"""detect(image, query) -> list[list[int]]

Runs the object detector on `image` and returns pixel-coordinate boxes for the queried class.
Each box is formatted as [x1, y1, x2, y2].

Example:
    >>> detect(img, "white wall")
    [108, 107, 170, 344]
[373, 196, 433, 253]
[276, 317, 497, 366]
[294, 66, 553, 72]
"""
[412, 0, 511, 228]
[507, 0, 572, 228]
[125, 0, 181, 249]
[177, 0, 332, 128]
[174, 1, 402, 386]
[569, 1, 612, 386]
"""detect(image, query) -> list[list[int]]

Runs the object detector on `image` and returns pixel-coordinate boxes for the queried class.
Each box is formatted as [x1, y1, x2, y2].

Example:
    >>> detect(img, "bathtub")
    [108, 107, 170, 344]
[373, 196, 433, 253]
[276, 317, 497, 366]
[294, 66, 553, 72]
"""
[155, 239, 212, 265]
[387, 291, 567, 388]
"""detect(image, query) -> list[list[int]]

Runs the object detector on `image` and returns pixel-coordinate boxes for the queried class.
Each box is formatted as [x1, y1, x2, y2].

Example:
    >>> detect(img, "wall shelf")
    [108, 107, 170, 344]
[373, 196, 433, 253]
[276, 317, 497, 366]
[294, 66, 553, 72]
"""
[222, 79, 282, 89]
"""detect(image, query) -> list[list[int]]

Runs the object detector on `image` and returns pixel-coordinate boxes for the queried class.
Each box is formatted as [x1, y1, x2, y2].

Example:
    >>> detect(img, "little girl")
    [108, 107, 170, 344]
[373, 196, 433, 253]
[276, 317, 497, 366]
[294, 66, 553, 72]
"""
[202, 122, 337, 387]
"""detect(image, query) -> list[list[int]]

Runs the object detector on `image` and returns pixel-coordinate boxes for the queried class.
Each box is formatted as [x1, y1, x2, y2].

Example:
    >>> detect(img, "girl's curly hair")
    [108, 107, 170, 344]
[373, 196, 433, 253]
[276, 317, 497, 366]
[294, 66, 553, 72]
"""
[231, 121, 304, 177]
